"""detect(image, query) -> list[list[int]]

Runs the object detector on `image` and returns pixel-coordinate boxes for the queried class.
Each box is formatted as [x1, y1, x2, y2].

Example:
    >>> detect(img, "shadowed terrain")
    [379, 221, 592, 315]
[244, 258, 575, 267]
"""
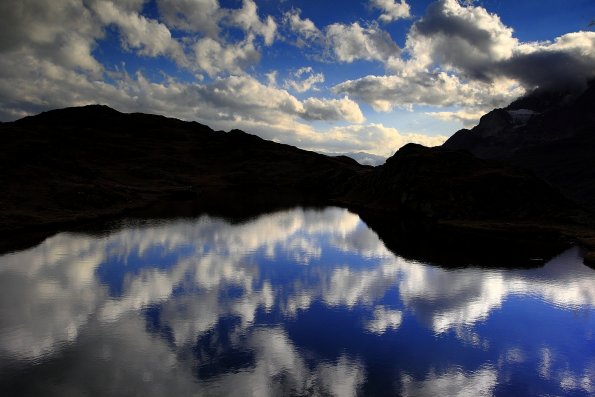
[0, 105, 364, 229]
[1, 104, 593, 265]
[444, 79, 595, 212]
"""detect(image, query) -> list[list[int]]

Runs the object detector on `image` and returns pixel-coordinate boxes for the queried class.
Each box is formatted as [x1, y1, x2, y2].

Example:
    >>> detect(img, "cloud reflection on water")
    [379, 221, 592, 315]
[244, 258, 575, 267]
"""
[401, 366, 497, 397]
[0, 207, 593, 396]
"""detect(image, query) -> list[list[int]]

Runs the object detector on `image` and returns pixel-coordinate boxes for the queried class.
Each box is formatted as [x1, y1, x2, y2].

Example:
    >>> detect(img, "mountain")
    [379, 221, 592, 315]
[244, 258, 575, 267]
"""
[342, 143, 579, 222]
[0, 105, 364, 231]
[1, 105, 592, 264]
[443, 79, 595, 211]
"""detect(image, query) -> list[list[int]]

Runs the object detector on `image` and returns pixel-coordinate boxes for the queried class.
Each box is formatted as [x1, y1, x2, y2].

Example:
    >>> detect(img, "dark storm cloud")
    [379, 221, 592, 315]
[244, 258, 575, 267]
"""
[409, 0, 595, 90]
[495, 47, 595, 91]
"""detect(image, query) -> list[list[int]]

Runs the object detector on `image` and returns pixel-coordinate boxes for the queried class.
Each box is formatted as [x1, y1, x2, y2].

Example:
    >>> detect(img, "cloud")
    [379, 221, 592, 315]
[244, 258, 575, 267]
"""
[1, 1, 393, 158]
[89, 0, 288, 79]
[282, 11, 401, 66]
[284, 67, 325, 93]
[2, 0, 594, 156]
[92, 0, 186, 64]
[194, 75, 305, 119]
[158, 0, 277, 44]
[0, 0, 103, 76]
[334, 71, 522, 112]
[318, 151, 386, 166]
[495, 32, 595, 90]
[188, 74, 362, 126]
[397, 247, 595, 334]
[265, 70, 278, 86]
[0, 208, 365, 360]
[92, 0, 278, 76]
[326, 21, 400, 63]
[405, 0, 595, 89]
[302, 97, 365, 123]
[208, 328, 365, 396]
[365, 306, 403, 334]
[333, 0, 595, 116]
[193, 35, 261, 76]
[1, 206, 594, 397]
[0, 2, 481, 157]
[401, 366, 498, 397]
[156, 0, 221, 36]
[0, 53, 443, 159]
[407, 0, 517, 76]
[321, 124, 447, 157]
[0, 231, 365, 395]
[157, 0, 281, 77]
[283, 8, 322, 44]
[225, 119, 445, 158]
[370, 0, 411, 23]
[3, 210, 592, 362]
[229, 0, 277, 46]
[332, 0, 525, 112]
[0, 1, 98, 52]
[0, 43, 401, 156]
[126, 73, 376, 150]
[425, 109, 487, 127]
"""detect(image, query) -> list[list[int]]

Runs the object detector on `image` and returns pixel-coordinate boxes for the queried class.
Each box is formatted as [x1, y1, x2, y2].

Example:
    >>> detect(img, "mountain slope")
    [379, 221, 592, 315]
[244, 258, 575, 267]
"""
[1, 105, 591, 262]
[0, 105, 365, 231]
[342, 143, 581, 222]
[443, 79, 595, 210]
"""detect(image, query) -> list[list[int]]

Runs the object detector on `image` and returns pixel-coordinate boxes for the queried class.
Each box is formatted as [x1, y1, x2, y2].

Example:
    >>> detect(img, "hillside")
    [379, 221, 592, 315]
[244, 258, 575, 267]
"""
[0, 105, 369, 230]
[1, 105, 592, 263]
[443, 79, 595, 211]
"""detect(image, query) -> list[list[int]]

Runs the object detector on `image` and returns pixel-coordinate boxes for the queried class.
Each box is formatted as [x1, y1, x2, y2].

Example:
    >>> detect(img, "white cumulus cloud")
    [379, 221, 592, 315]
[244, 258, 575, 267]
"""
[229, 0, 277, 46]
[283, 8, 322, 44]
[334, 71, 522, 112]
[193, 35, 261, 77]
[302, 96, 365, 123]
[370, 0, 411, 23]
[326, 21, 400, 63]
[92, 0, 186, 64]
[284, 67, 325, 93]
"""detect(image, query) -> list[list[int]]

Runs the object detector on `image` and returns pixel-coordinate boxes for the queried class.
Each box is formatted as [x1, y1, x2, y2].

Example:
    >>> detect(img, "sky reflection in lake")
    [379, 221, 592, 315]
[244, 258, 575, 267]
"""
[0, 207, 593, 396]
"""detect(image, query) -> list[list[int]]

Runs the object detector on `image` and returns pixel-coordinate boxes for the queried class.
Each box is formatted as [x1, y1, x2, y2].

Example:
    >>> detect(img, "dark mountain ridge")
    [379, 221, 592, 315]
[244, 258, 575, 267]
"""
[343, 143, 577, 222]
[1, 105, 364, 227]
[1, 105, 593, 265]
[443, 79, 595, 211]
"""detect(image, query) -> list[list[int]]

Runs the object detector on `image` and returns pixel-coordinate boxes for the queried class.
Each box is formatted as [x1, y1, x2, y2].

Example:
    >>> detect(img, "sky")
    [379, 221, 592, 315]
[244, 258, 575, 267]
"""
[0, 0, 594, 159]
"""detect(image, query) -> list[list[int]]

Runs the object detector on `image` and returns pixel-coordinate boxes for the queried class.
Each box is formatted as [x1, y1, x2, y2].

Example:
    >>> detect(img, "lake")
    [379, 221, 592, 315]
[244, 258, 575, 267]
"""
[0, 207, 593, 396]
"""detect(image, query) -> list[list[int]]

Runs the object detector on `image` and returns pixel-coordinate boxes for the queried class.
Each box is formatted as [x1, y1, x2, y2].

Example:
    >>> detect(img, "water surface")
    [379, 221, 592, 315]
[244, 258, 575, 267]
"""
[0, 207, 593, 396]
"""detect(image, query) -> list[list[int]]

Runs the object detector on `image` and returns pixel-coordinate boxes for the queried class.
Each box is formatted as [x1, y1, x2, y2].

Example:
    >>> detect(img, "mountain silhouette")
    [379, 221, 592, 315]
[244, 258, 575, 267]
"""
[444, 79, 595, 211]
[1, 104, 593, 264]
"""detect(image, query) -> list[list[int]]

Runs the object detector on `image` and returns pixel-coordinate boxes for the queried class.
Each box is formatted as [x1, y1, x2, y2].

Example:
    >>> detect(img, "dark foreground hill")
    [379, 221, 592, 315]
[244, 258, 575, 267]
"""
[1, 105, 593, 265]
[0, 105, 366, 229]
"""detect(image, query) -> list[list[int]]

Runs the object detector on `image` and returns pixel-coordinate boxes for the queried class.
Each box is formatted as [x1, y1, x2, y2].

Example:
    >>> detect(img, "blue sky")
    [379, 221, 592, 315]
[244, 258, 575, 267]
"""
[1, 0, 594, 159]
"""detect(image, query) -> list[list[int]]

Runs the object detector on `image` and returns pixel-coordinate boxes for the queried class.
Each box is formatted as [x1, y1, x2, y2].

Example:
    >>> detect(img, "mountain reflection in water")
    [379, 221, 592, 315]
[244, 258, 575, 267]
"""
[0, 207, 593, 396]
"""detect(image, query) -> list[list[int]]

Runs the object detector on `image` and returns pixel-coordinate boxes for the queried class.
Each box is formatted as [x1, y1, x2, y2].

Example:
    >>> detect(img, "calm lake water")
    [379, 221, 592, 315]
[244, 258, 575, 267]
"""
[0, 207, 593, 396]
